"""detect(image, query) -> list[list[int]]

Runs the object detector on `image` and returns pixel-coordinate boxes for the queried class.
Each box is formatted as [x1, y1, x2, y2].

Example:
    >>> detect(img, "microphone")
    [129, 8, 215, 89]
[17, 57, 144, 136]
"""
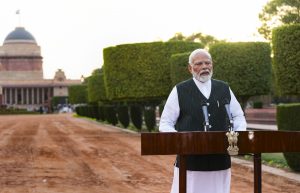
[223, 99, 233, 130]
[201, 101, 210, 131]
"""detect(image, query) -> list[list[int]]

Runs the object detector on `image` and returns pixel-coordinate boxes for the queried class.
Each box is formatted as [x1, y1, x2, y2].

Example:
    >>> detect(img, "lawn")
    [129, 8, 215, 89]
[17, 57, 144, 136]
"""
[244, 153, 289, 170]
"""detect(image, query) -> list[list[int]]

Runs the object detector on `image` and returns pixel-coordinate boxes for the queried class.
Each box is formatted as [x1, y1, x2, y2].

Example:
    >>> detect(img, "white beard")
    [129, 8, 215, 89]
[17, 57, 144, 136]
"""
[192, 70, 213, 83]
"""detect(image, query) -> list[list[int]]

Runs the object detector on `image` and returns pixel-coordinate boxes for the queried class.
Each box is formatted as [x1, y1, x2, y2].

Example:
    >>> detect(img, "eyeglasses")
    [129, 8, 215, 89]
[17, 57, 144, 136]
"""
[193, 61, 212, 66]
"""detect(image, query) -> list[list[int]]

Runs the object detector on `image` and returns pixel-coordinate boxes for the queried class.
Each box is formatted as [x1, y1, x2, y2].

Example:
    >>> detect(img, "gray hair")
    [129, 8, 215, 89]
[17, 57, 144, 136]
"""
[188, 49, 212, 64]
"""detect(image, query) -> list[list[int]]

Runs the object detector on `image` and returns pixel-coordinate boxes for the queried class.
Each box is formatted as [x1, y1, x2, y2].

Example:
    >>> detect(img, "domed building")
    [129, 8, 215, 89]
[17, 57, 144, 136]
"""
[0, 27, 82, 111]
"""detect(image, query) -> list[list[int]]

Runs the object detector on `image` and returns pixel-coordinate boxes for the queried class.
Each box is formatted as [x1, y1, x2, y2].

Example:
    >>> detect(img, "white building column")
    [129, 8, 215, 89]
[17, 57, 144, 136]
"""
[36, 88, 39, 104]
[9, 88, 12, 105]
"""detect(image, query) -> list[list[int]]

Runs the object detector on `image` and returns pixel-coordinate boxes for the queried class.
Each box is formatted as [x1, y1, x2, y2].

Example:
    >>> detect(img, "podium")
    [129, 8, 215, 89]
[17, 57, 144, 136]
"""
[141, 131, 300, 193]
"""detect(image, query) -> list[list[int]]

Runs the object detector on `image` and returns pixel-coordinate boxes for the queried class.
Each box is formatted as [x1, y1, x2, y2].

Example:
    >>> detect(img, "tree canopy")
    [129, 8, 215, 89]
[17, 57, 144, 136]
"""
[168, 32, 223, 48]
[258, 0, 300, 40]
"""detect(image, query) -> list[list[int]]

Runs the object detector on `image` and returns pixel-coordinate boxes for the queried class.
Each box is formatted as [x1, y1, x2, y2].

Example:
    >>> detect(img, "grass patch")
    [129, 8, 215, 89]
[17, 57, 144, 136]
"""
[243, 153, 289, 170]
[261, 153, 288, 168]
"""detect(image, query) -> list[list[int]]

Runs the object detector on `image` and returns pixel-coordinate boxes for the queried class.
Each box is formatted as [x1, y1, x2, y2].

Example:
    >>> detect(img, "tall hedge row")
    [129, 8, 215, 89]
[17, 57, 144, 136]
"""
[87, 69, 107, 103]
[209, 42, 272, 109]
[272, 24, 300, 95]
[68, 85, 88, 104]
[170, 52, 191, 86]
[277, 103, 300, 171]
[103, 41, 203, 102]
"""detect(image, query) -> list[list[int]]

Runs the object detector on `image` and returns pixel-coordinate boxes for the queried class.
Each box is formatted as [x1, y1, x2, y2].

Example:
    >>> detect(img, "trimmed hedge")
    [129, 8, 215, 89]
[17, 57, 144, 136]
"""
[68, 85, 88, 104]
[253, 101, 263, 109]
[209, 42, 272, 109]
[98, 105, 106, 121]
[0, 108, 39, 115]
[117, 105, 130, 128]
[144, 106, 156, 131]
[130, 105, 143, 130]
[277, 103, 300, 171]
[170, 52, 191, 86]
[90, 104, 99, 119]
[104, 105, 118, 125]
[272, 24, 300, 95]
[87, 69, 107, 103]
[103, 41, 203, 102]
[75, 105, 87, 117]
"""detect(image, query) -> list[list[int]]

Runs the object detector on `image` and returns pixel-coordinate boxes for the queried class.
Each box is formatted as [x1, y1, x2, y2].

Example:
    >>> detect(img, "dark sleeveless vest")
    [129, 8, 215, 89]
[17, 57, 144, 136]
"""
[175, 78, 231, 171]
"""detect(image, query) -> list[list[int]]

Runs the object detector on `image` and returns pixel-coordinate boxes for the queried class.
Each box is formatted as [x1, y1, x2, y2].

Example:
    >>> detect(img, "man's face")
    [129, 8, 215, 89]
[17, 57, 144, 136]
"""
[188, 53, 213, 83]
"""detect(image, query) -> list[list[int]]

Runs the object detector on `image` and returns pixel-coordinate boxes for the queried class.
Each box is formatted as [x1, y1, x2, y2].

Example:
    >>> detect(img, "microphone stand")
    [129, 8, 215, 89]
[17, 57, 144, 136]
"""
[224, 99, 234, 131]
[201, 101, 210, 132]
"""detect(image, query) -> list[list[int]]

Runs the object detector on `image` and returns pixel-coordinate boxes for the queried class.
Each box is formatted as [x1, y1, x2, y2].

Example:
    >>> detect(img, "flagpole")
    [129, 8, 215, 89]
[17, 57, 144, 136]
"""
[16, 10, 21, 26]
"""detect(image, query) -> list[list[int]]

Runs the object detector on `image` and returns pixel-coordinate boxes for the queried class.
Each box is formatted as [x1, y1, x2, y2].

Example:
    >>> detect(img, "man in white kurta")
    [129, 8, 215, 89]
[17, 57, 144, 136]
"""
[159, 49, 246, 193]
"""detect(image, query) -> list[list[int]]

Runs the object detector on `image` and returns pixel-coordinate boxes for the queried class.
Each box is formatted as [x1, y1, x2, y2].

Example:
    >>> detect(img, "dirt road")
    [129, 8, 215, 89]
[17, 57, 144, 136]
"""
[0, 114, 299, 193]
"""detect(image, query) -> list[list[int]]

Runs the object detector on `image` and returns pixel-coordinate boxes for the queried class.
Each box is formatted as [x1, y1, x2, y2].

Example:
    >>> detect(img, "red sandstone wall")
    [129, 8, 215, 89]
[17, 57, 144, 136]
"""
[0, 58, 42, 71]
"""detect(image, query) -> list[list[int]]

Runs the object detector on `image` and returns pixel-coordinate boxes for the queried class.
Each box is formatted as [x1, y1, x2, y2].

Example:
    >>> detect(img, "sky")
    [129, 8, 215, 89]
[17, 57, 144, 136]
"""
[0, 0, 270, 79]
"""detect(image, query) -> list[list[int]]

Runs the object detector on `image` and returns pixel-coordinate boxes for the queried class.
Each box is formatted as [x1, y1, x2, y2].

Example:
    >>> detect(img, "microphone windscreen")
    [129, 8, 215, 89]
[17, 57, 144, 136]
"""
[202, 105, 209, 123]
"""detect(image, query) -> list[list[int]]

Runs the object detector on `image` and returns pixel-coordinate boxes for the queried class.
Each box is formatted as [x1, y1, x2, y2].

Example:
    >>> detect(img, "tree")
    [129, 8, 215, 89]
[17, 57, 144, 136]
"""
[168, 32, 186, 41]
[258, 0, 300, 40]
[168, 32, 223, 48]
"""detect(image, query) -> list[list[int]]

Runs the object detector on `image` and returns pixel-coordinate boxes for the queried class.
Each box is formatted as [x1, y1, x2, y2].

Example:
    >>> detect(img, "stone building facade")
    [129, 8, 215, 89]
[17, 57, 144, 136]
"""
[0, 27, 82, 111]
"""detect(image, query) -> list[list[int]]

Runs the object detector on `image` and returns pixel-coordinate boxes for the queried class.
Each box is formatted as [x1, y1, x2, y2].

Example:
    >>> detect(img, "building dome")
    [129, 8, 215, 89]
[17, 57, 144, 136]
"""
[3, 27, 37, 44]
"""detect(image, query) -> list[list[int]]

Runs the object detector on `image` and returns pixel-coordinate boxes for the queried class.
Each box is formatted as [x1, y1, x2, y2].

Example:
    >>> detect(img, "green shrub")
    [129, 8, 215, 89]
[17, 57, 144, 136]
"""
[170, 52, 191, 86]
[253, 101, 263, 109]
[117, 105, 130, 128]
[130, 105, 143, 130]
[277, 103, 300, 171]
[272, 24, 300, 95]
[103, 41, 203, 102]
[209, 42, 272, 109]
[87, 69, 107, 103]
[104, 105, 118, 125]
[144, 106, 156, 132]
[98, 105, 106, 121]
[82, 104, 98, 119]
[0, 108, 39, 115]
[68, 85, 87, 104]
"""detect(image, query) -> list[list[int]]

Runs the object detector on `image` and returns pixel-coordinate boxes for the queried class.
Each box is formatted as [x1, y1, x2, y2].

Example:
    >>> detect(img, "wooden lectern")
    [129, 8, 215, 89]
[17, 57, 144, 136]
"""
[141, 131, 300, 193]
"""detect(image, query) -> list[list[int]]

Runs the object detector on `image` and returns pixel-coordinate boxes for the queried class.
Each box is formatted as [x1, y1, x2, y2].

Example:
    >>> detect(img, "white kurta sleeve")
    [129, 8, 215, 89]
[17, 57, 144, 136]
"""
[229, 88, 247, 131]
[159, 87, 179, 132]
